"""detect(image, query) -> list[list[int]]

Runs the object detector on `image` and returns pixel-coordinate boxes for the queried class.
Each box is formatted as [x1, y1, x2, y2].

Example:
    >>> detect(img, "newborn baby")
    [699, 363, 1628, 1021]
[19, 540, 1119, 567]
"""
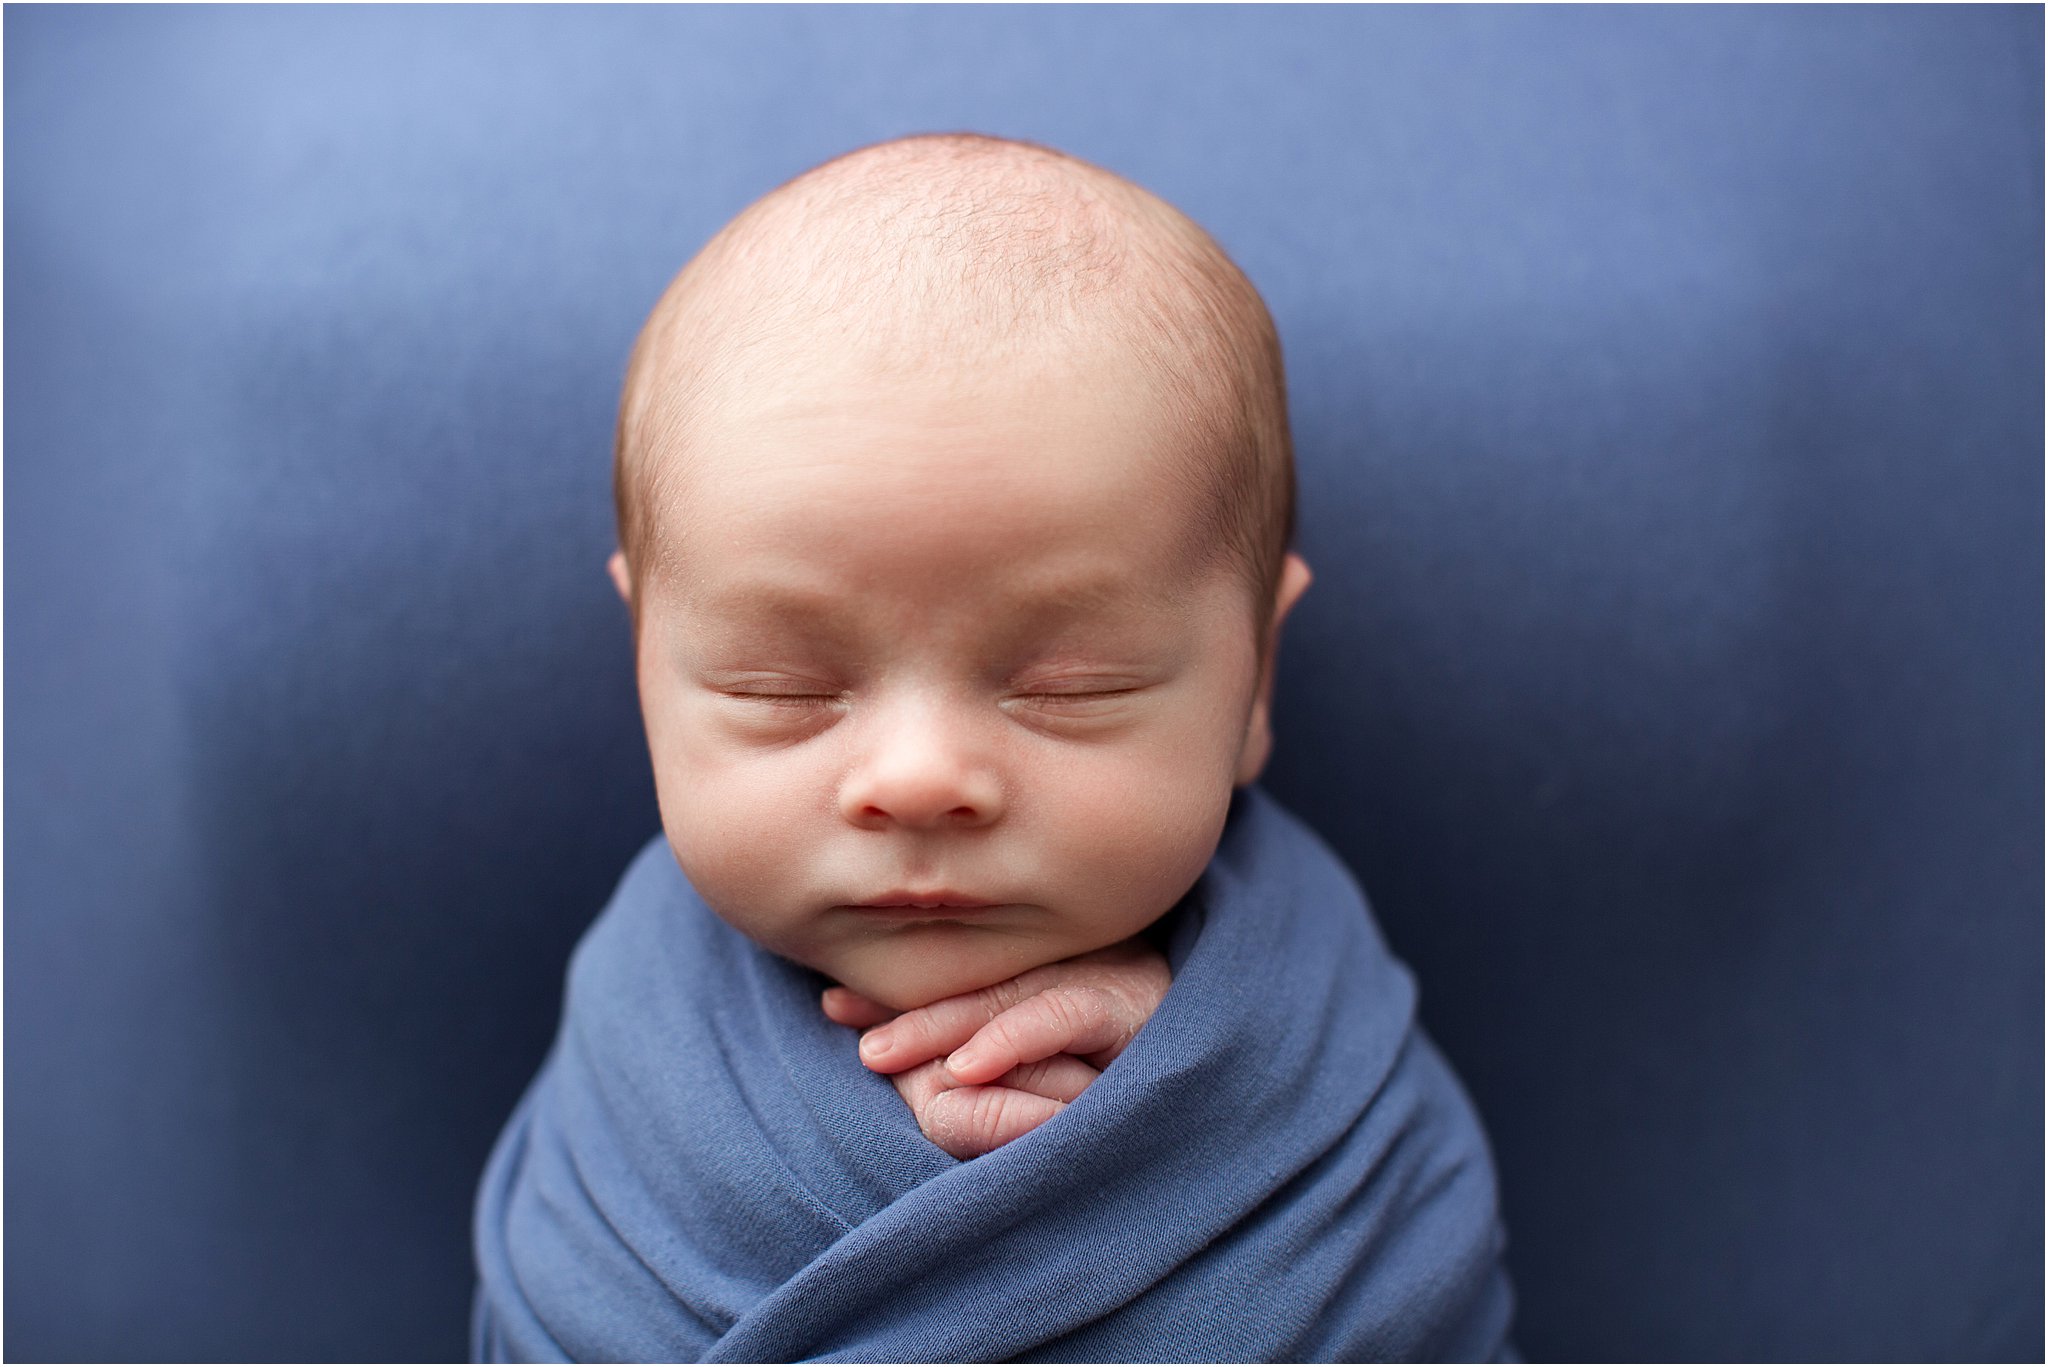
[606, 131, 1308, 1160]
[473, 133, 1515, 1362]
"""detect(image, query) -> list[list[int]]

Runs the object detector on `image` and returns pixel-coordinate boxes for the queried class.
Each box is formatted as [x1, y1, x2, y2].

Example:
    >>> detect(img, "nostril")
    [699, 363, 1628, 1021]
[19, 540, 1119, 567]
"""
[851, 803, 987, 828]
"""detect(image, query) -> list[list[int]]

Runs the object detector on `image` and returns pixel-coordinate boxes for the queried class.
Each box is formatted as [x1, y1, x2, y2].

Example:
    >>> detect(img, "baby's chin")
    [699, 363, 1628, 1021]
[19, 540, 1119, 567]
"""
[811, 926, 1072, 1014]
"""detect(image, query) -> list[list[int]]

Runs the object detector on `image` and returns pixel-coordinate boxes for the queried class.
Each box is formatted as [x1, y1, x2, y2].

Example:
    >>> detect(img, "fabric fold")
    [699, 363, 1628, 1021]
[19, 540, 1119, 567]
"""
[473, 785, 1515, 1362]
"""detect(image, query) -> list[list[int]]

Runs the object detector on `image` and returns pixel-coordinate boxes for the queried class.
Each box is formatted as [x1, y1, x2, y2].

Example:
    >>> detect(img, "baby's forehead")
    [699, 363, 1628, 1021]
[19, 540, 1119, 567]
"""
[674, 339, 1207, 505]
[643, 356, 1233, 618]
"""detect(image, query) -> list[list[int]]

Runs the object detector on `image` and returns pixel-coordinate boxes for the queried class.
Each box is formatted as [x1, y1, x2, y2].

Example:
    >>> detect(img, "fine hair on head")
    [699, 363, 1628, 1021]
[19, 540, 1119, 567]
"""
[613, 132, 1296, 648]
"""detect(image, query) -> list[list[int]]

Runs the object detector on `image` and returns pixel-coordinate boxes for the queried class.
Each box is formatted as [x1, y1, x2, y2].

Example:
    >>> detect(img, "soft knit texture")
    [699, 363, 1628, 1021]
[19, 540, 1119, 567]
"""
[471, 786, 1516, 1362]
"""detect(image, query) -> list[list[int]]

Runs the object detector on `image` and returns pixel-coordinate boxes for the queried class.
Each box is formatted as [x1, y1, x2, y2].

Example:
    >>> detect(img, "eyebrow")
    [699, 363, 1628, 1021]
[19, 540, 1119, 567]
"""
[687, 576, 1180, 632]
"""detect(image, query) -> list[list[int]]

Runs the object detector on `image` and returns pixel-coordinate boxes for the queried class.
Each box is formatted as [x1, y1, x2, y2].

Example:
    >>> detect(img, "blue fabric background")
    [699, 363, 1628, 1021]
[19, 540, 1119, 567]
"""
[7, 5, 2040, 1361]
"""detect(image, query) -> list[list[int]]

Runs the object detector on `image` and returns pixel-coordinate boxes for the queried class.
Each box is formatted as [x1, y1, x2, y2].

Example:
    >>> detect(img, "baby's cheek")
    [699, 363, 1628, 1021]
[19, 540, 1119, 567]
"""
[1042, 744, 1232, 910]
[653, 723, 818, 906]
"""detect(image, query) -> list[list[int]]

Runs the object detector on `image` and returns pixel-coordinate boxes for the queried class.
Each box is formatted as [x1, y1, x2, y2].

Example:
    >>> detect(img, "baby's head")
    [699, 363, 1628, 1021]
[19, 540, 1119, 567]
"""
[608, 134, 1311, 1010]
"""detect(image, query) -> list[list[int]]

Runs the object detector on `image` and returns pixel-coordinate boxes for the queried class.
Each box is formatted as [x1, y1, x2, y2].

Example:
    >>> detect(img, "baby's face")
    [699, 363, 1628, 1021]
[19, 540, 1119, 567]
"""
[617, 349, 1294, 1011]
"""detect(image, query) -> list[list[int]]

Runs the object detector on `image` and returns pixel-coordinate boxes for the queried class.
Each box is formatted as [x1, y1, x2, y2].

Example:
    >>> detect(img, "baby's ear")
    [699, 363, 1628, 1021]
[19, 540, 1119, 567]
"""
[607, 550, 633, 607]
[1234, 552, 1314, 786]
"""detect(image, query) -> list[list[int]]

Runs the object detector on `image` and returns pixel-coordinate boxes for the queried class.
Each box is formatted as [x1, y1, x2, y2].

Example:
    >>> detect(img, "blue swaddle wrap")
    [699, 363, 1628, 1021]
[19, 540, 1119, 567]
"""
[471, 786, 1516, 1362]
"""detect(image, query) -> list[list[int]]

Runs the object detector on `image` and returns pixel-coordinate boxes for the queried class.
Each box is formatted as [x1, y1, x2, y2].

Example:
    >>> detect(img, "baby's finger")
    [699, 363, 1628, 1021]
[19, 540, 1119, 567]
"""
[943, 987, 1130, 1085]
[855, 979, 1034, 1074]
[820, 986, 896, 1029]
[997, 1054, 1100, 1104]
[921, 1085, 1065, 1161]
[884, 1058, 949, 1117]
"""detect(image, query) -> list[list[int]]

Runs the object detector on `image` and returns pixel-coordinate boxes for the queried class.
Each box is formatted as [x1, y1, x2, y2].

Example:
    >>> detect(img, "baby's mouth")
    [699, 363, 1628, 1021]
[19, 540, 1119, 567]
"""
[847, 889, 999, 909]
[843, 891, 1004, 918]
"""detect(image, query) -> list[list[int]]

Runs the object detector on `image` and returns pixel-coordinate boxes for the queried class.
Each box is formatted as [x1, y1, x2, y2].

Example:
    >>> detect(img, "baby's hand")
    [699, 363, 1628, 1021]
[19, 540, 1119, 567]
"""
[820, 938, 1171, 1159]
[875, 1053, 1104, 1161]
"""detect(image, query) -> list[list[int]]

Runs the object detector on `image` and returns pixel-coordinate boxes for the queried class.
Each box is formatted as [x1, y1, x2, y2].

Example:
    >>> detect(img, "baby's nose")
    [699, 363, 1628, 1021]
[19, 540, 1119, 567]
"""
[838, 713, 1003, 831]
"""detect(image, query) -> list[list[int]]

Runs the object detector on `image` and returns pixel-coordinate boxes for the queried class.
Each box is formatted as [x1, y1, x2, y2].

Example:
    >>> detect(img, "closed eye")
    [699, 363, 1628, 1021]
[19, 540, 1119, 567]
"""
[1009, 685, 1149, 715]
[1019, 687, 1140, 703]
[721, 691, 838, 709]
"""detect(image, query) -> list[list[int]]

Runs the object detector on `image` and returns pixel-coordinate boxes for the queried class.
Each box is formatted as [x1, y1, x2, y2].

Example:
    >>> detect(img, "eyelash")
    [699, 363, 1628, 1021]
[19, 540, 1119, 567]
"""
[719, 688, 1138, 710]
[1018, 688, 1139, 707]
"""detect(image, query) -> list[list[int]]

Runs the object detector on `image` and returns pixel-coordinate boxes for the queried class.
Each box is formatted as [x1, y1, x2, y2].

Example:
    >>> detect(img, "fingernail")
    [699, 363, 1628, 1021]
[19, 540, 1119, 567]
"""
[946, 1046, 977, 1074]
[860, 1030, 890, 1059]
